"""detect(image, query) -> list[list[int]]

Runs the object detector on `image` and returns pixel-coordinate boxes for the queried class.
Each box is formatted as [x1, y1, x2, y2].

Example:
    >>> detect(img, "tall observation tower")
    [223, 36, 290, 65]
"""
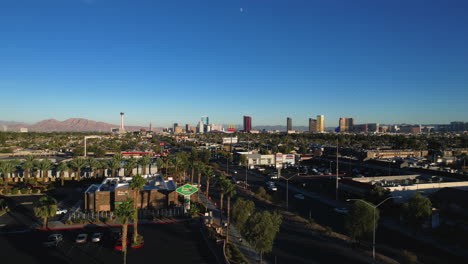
[120, 112, 125, 132]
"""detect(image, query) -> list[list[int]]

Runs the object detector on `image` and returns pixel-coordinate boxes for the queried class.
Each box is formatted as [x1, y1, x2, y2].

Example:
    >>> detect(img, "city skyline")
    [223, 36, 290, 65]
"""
[1, 1, 467, 126]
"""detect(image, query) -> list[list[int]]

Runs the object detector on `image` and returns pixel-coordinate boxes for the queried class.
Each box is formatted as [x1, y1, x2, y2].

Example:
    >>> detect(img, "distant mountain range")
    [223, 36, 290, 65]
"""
[0, 118, 148, 132]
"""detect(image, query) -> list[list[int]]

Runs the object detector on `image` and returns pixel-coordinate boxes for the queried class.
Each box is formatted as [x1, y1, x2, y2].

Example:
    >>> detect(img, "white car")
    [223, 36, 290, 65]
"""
[334, 207, 349, 214]
[91, 233, 103, 243]
[75, 233, 88, 243]
[56, 208, 68, 215]
[294, 194, 305, 200]
[268, 185, 277, 191]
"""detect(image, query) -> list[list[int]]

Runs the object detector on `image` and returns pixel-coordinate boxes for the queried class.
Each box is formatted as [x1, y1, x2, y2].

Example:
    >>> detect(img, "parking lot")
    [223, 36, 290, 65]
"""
[0, 222, 217, 264]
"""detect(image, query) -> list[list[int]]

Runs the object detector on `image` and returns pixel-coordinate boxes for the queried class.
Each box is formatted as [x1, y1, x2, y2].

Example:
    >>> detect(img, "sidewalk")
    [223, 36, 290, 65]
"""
[199, 192, 263, 264]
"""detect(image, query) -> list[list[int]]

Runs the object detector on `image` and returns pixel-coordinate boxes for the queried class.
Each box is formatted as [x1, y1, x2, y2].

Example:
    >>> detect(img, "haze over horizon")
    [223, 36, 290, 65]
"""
[1, 0, 467, 127]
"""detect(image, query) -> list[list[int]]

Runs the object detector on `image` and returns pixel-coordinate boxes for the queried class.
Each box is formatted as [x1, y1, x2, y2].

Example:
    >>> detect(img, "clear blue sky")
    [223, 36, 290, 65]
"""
[1, 0, 467, 127]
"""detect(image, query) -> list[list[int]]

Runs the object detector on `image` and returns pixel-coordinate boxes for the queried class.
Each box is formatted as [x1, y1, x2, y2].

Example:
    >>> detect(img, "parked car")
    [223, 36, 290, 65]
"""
[91, 233, 103, 243]
[294, 194, 305, 200]
[56, 208, 68, 215]
[75, 233, 88, 243]
[334, 207, 349, 214]
[43, 234, 63, 247]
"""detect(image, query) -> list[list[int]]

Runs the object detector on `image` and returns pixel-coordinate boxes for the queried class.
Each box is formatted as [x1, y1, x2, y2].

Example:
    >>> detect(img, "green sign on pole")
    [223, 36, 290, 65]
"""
[176, 184, 199, 196]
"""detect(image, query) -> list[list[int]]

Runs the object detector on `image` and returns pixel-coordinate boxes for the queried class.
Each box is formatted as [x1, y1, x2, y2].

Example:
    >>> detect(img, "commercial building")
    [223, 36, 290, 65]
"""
[243, 116, 252, 132]
[317, 115, 325, 132]
[174, 126, 183, 134]
[287, 117, 292, 131]
[352, 123, 380, 133]
[340, 174, 468, 201]
[339, 117, 354, 132]
[309, 118, 317, 132]
[84, 175, 179, 212]
[365, 149, 429, 160]
[399, 125, 421, 134]
[197, 121, 205, 133]
[239, 152, 296, 169]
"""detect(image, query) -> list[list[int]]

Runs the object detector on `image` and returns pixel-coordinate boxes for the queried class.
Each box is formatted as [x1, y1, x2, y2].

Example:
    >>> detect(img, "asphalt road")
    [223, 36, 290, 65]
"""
[221, 161, 467, 264]
[0, 222, 217, 264]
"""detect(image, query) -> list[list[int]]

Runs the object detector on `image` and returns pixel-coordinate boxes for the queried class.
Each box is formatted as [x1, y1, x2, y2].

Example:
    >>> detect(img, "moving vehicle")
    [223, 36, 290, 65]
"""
[334, 207, 349, 214]
[91, 233, 103, 242]
[294, 194, 305, 200]
[75, 233, 88, 243]
[43, 234, 63, 247]
[56, 208, 68, 215]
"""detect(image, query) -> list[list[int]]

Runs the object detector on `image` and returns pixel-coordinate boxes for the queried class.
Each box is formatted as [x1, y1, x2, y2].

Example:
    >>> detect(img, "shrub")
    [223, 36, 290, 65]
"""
[226, 242, 249, 264]
[20, 188, 28, 194]
[401, 250, 418, 264]
[32, 188, 40, 194]
[12, 188, 19, 195]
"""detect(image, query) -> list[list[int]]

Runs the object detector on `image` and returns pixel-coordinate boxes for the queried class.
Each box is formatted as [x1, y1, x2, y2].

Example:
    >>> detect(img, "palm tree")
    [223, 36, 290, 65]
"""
[139, 155, 151, 175]
[113, 153, 124, 163]
[155, 158, 164, 174]
[124, 157, 137, 177]
[115, 198, 136, 264]
[22, 156, 36, 180]
[129, 174, 146, 245]
[70, 158, 86, 181]
[33, 196, 57, 229]
[224, 181, 237, 243]
[217, 174, 228, 212]
[100, 160, 109, 177]
[37, 159, 53, 182]
[108, 158, 121, 177]
[9, 159, 20, 182]
[173, 156, 187, 184]
[204, 168, 215, 203]
[56, 162, 68, 186]
[0, 161, 14, 192]
[87, 158, 101, 178]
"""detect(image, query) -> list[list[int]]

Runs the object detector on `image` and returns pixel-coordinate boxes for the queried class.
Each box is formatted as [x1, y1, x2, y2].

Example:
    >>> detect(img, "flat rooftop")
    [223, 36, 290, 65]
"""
[85, 174, 177, 194]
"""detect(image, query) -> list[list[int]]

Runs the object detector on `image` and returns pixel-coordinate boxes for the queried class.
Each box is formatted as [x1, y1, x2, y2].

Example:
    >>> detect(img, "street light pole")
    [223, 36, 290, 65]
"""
[346, 196, 401, 260]
[281, 174, 298, 211]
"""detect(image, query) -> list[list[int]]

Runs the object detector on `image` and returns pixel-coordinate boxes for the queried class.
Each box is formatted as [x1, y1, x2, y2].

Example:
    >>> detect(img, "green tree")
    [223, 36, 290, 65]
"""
[201, 150, 211, 164]
[0, 161, 14, 192]
[232, 198, 255, 233]
[100, 159, 109, 177]
[37, 159, 53, 182]
[114, 198, 136, 264]
[139, 155, 151, 175]
[87, 157, 101, 178]
[239, 155, 247, 167]
[244, 210, 282, 263]
[56, 162, 68, 186]
[124, 157, 137, 176]
[155, 158, 165, 174]
[217, 174, 229, 212]
[345, 200, 380, 241]
[33, 196, 57, 229]
[402, 193, 432, 229]
[204, 168, 215, 204]
[129, 174, 146, 245]
[70, 158, 86, 181]
[107, 158, 121, 177]
[21, 156, 36, 179]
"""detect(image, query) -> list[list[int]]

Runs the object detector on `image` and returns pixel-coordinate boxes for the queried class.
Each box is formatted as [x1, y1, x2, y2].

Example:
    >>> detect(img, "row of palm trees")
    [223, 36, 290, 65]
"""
[0, 155, 157, 184]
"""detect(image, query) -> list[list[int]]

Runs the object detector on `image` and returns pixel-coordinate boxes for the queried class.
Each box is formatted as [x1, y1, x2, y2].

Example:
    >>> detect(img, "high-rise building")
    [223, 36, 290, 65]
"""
[197, 121, 204, 133]
[309, 118, 317, 132]
[243, 116, 252, 132]
[201, 116, 209, 126]
[317, 115, 325, 132]
[174, 126, 183, 134]
[286, 117, 292, 131]
[173, 123, 178, 132]
[339, 118, 354, 132]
